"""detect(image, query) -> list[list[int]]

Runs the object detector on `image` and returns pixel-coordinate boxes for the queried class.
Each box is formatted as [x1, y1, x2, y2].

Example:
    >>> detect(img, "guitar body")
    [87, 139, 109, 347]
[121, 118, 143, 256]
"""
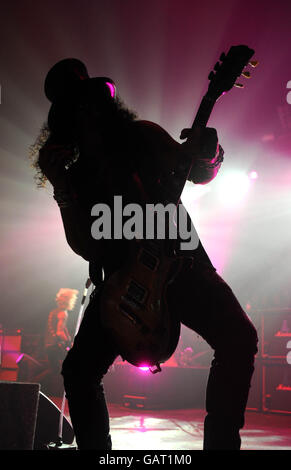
[100, 239, 182, 370]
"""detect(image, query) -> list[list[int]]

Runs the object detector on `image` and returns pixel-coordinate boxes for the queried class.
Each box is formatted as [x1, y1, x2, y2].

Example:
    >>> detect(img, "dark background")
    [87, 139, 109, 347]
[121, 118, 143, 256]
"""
[0, 0, 290, 339]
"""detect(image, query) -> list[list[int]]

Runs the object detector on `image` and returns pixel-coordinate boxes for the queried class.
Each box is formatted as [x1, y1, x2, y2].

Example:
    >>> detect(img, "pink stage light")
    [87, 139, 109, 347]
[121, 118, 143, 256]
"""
[139, 366, 150, 372]
[106, 81, 116, 98]
[249, 171, 258, 180]
[217, 171, 251, 206]
[16, 353, 24, 364]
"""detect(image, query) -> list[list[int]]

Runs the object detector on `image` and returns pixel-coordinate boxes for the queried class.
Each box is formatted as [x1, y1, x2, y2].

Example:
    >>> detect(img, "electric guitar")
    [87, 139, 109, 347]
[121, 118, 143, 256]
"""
[100, 45, 258, 373]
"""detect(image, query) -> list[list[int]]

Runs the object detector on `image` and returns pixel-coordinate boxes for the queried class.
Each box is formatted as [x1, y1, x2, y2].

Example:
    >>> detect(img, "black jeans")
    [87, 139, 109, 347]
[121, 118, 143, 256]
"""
[62, 263, 258, 450]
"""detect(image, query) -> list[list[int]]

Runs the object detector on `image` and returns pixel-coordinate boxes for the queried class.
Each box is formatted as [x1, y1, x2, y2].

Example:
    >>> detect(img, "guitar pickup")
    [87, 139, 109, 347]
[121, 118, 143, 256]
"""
[139, 249, 159, 271]
[126, 280, 147, 303]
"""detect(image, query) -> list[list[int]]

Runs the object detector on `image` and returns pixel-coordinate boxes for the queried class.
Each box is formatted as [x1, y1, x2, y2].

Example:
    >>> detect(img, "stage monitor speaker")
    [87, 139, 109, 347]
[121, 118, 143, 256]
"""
[0, 381, 40, 450]
[0, 381, 75, 450]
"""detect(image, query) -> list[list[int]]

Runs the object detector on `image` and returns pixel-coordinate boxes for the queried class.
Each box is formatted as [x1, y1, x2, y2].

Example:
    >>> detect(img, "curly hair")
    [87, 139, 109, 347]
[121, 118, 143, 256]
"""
[29, 96, 138, 188]
[29, 121, 51, 188]
[56, 288, 79, 311]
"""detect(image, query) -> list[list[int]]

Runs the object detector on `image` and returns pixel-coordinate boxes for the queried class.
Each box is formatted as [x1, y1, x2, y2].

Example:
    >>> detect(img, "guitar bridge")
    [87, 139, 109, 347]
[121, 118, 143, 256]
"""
[119, 303, 141, 325]
[119, 302, 150, 335]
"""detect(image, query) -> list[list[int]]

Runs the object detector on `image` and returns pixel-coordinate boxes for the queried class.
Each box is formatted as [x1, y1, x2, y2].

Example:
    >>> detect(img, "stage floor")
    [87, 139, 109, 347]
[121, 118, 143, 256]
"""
[53, 398, 291, 451]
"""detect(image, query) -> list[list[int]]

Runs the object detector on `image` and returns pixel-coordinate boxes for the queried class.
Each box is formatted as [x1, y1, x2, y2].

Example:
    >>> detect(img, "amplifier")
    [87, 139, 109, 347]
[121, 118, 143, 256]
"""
[0, 330, 22, 381]
[262, 359, 291, 414]
[253, 309, 291, 358]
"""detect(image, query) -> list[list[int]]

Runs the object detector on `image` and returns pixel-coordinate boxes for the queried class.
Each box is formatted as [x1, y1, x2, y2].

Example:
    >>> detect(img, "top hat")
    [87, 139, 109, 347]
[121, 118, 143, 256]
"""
[44, 58, 116, 104]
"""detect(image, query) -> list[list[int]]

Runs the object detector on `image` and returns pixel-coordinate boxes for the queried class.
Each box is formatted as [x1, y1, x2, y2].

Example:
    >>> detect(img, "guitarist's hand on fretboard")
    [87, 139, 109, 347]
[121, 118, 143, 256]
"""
[176, 45, 257, 188]
[180, 126, 223, 184]
[181, 126, 219, 159]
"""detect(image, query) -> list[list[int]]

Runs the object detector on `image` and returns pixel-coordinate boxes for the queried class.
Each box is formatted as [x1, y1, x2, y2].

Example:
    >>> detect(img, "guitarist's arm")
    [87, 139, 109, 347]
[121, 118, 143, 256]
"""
[57, 199, 102, 262]
[38, 143, 103, 262]
[135, 120, 223, 186]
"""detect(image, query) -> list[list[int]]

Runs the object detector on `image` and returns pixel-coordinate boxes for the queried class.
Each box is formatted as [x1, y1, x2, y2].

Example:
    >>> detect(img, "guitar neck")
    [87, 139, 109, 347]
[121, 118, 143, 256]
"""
[192, 93, 217, 129]
[172, 44, 256, 205]
[181, 93, 217, 184]
[164, 93, 218, 207]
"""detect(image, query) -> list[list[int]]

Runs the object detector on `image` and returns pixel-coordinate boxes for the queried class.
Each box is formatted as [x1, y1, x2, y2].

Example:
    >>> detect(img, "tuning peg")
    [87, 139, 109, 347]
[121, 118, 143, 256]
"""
[242, 71, 251, 78]
[220, 52, 226, 61]
[249, 60, 259, 68]
[234, 83, 244, 88]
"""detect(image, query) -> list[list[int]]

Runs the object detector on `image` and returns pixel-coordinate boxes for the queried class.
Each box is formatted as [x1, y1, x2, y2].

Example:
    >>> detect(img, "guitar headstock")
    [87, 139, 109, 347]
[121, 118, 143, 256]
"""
[207, 45, 258, 101]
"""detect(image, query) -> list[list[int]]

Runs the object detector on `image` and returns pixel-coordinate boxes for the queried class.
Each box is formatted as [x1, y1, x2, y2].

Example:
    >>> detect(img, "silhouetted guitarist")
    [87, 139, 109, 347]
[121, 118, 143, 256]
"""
[32, 57, 258, 450]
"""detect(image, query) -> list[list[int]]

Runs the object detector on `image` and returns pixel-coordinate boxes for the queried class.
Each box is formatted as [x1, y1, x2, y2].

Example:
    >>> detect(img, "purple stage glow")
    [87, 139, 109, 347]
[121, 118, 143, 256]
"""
[15, 353, 24, 364]
[0, 0, 290, 353]
[106, 81, 116, 98]
[249, 171, 258, 180]
[139, 366, 150, 372]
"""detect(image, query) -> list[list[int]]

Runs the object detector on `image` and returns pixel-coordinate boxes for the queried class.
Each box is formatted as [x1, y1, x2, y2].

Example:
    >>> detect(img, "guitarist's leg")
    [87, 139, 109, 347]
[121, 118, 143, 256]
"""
[61, 290, 119, 450]
[168, 264, 258, 450]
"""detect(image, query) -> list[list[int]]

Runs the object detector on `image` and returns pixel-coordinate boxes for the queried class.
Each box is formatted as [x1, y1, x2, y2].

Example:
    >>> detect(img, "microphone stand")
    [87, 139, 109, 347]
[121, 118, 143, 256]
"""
[47, 278, 92, 450]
